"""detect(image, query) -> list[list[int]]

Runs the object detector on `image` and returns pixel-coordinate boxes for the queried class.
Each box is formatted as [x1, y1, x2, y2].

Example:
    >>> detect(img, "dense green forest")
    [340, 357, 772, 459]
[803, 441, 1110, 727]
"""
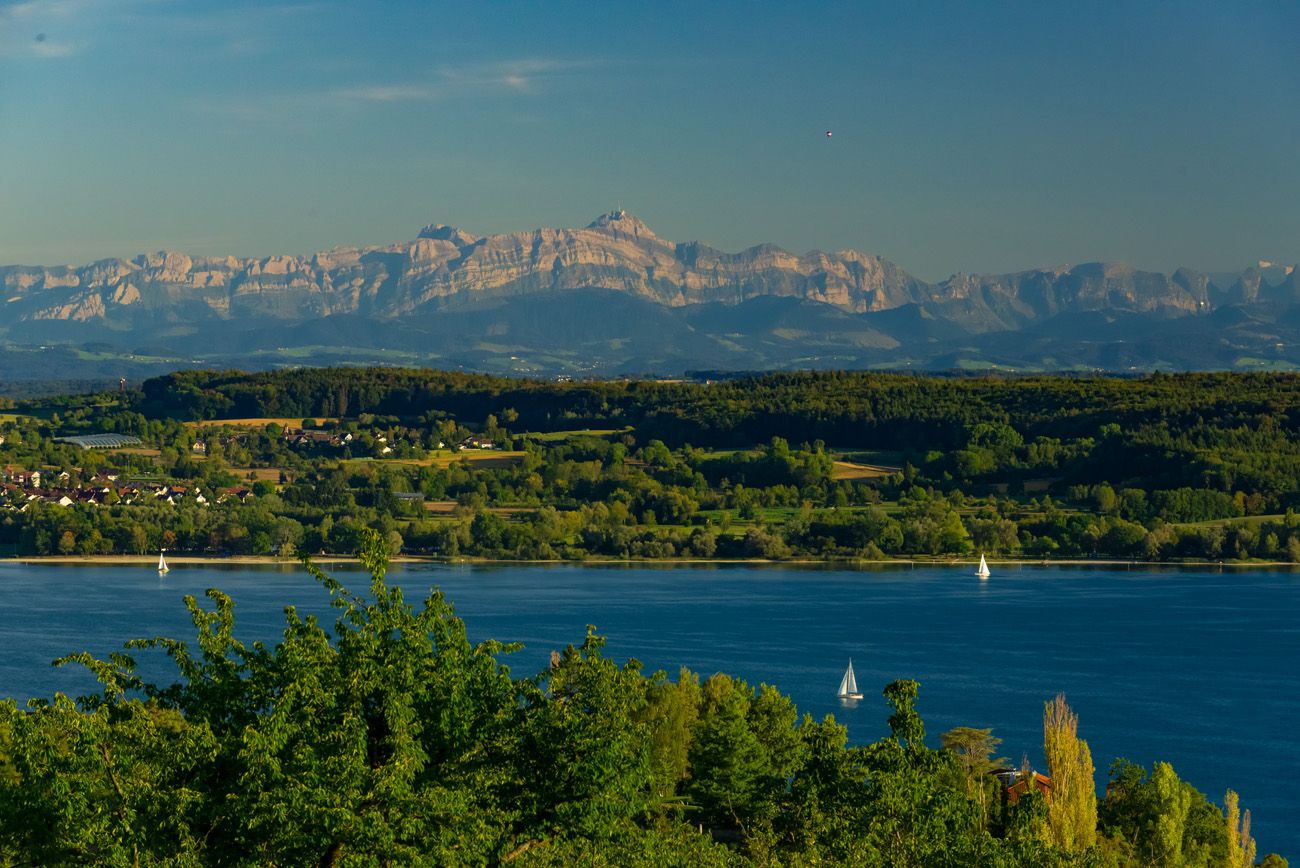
[0, 533, 1282, 866]
[7, 368, 1300, 562]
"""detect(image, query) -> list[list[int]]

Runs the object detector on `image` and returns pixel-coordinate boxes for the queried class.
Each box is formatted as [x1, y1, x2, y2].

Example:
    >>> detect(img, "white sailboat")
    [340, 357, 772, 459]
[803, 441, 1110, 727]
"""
[157, 551, 169, 573]
[976, 554, 990, 578]
[836, 658, 863, 700]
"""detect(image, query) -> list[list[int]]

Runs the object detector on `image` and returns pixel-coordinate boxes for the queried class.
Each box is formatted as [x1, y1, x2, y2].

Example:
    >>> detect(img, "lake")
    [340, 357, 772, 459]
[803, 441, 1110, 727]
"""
[1, 559, 1296, 858]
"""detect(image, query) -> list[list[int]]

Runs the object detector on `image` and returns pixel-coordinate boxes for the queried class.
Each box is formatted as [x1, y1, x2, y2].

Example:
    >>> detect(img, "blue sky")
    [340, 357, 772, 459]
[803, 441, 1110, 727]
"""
[1, 0, 1296, 281]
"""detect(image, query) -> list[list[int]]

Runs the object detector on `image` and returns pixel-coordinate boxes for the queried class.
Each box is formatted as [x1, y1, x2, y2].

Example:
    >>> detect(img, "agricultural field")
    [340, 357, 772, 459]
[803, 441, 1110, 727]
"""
[370, 452, 522, 471]
[520, 429, 622, 441]
[1178, 514, 1288, 530]
[831, 460, 898, 481]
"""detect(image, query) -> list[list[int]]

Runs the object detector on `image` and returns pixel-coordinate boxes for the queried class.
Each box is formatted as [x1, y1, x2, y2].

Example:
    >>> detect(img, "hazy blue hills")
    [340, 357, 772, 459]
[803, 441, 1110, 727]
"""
[2, 213, 1298, 380]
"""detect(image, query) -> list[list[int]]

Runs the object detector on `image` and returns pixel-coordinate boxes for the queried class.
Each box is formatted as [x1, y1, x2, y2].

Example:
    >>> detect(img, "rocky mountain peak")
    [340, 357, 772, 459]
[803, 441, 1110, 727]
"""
[585, 210, 657, 240]
[5, 213, 1299, 378]
[416, 224, 481, 246]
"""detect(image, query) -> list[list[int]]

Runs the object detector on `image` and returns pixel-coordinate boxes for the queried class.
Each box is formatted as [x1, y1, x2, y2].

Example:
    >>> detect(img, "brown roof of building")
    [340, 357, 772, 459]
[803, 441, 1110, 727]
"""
[1006, 772, 1053, 805]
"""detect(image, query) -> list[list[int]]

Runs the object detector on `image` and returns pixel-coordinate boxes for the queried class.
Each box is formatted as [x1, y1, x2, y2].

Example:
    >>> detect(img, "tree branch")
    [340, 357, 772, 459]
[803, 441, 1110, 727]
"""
[501, 839, 540, 864]
[98, 741, 140, 868]
[319, 841, 345, 868]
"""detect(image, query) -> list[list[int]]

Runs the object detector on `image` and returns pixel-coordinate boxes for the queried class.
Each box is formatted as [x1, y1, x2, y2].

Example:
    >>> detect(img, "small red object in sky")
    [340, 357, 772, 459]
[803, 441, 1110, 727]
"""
[826, 131, 832, 137]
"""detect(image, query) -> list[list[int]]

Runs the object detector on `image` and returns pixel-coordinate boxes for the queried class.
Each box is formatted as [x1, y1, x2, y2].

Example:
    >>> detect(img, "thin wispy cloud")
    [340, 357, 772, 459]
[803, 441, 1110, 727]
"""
[332, 58, 600, 103]
[333, 85, 436, 102]
[0, 0, 318, 61]
[1, 0, 95, 23]
[0, 0, 93, 59]
[28, 36, 72, 56]
[182, 55, 599, 123]
[438, 57, 596, 91]
[148, 2, 322, 59]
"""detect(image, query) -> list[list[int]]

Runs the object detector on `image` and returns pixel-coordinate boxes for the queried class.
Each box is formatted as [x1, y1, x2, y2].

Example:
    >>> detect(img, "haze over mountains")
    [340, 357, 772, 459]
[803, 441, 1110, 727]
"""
[2, 212, 1298, 381]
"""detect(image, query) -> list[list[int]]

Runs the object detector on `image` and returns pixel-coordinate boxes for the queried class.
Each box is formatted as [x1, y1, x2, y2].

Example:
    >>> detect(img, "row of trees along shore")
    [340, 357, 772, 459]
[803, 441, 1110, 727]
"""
[0, 532, 1284, 866]
[7, 369, 1300, 561]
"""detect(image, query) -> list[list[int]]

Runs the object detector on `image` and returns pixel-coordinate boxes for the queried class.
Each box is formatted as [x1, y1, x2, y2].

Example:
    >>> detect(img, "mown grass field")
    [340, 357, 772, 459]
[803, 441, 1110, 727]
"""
[110, 446, 163, 460]
[520, 429, 622, 441]
[1178, 514, 1286, 529]
[0, 410, 54, 423]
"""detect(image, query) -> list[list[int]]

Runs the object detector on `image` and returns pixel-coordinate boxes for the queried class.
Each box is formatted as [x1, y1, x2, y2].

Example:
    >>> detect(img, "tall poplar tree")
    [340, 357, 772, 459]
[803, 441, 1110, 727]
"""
[1225, 789, 1256, 868]
[1151, 761, 1192, 868]
[1042, 693, 1097, 852]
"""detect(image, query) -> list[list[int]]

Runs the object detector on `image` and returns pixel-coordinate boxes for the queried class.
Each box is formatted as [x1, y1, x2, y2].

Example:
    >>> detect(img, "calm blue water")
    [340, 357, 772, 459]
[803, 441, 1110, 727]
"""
[0, 560, 1296, 858]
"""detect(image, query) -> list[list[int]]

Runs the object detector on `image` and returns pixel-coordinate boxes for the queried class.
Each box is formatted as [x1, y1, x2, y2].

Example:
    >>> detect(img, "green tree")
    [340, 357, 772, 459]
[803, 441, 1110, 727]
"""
[781, 714, 864, 860]
[1151, 761, 1193, 868]
[1042, 693, 1097, 853]
[634, 669, 699, 803]
[1095, 484, 1118, 515]
[1225, 789, 1256, 868]
[1100, 758, 1227, 868]
[687, 673, 770, 829]
[745, 683, 804, 811]
[470, 510, 507, 552]
[130, 524, 150, 555]
[0, 531, 657, 867]
[854, 680, 979, 866]
[940, 725, 1007, 831]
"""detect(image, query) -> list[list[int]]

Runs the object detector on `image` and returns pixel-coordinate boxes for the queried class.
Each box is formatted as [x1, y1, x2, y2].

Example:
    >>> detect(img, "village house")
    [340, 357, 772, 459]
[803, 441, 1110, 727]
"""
[0, 473, 220, 511]
[10, 469, 40, 488]
[215, 487, 254, 504]
[996, 769, 1052, 805]
[282, 428, 351, 448]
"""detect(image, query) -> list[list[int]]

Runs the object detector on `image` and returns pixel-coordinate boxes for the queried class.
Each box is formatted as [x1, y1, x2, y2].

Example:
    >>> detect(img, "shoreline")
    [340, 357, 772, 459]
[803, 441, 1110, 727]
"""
[9, 555, 369, 566]
[6, 554, 1298, 569]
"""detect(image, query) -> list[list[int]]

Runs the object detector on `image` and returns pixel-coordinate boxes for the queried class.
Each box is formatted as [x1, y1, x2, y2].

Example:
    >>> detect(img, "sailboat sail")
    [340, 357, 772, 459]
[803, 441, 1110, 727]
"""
[977, 554, 990, 577]
[837, 659, 861, 698]
[158, 552, 169, 573]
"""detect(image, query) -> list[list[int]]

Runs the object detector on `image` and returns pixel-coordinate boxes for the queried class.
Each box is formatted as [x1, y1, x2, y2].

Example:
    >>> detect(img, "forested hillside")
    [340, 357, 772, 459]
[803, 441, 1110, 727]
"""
[4, 368, 1300, 561]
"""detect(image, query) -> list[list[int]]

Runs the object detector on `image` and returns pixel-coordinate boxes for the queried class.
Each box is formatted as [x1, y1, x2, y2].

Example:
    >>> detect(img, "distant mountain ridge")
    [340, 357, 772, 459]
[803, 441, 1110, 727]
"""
[2, 212, 1298, 378]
